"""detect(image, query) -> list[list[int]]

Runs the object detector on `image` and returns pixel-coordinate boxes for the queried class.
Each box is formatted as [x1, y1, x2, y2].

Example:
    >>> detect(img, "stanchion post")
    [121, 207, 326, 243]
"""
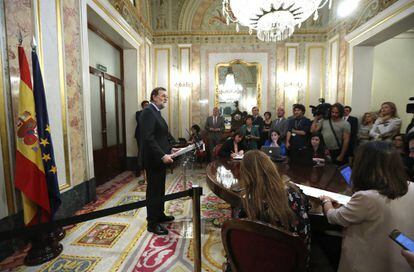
[192, 186, 203, 272]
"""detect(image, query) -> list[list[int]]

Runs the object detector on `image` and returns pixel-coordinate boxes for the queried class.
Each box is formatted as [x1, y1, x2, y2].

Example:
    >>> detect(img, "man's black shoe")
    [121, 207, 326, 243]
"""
[147, 224, 168, 235]
[159, 215, 175, 223]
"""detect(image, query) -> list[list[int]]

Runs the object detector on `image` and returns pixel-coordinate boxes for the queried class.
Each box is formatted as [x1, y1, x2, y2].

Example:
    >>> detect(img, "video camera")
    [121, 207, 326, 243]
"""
[310, 98, 331, 119]
[407, 97, 414, 114]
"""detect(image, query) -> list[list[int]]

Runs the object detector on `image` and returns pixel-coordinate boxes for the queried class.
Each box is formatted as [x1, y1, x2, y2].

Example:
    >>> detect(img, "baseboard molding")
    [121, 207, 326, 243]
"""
[54, 177, 97, 219]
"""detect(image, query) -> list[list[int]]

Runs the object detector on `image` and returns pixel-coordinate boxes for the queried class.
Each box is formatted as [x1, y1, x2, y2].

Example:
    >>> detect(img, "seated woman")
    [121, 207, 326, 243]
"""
[261, 111, 272, 145]
[239, 150, 311, 250]
[320, 141, 414, 272]
[219, 131, 246, 159]
[188, 124, 201, 143]
[392, 134, 406, 155]
[264, 130, 287, 156]
[310, 133, 329, 163]
[370, 102, 402, 141]
[239, 115, 260, 150]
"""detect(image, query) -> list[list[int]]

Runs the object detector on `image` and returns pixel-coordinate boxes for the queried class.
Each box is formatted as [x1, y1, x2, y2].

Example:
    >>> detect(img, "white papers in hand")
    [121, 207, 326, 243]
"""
[295, 183, 351, 205]
[171, 144, 195, 158]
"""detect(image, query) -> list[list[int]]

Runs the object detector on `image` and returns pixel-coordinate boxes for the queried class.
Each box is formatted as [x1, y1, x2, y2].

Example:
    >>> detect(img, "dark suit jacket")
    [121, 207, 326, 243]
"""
[139, 104, 171, 169]
[270, 117, 289, 140]
[205, 115, 225, 133]
[135, 110, 142, 140]
[346, 116, 359, 152]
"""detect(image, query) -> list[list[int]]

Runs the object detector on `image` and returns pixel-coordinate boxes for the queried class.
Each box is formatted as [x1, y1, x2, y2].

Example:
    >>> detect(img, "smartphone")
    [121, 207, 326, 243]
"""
[389, 229, 414, 252]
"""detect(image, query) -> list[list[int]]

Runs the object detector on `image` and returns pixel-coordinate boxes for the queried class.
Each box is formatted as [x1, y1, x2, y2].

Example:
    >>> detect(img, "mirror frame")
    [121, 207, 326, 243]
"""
[214, 59, 262, 111]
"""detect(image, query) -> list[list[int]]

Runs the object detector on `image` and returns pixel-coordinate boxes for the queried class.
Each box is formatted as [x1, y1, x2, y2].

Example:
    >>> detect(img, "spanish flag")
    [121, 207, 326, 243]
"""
[14, 46, 50, 225]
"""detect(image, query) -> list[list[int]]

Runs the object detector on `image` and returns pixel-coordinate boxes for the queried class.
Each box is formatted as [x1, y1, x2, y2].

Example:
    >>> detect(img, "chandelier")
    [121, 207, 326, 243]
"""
[222, 0, 332, 42]
[218, 67, 243, 102]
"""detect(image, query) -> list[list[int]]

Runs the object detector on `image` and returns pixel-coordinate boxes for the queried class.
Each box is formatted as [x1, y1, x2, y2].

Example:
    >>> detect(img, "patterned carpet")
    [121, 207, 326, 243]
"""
[8, 167, 231, 272]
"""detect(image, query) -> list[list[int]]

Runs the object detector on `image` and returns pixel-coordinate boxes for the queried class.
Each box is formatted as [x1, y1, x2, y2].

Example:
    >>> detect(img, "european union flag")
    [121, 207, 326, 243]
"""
[32, 49, 61, 218]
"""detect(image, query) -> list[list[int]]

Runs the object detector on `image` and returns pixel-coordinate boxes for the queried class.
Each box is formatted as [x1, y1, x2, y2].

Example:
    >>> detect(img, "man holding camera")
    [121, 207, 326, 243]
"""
[311, 103, 350, 165]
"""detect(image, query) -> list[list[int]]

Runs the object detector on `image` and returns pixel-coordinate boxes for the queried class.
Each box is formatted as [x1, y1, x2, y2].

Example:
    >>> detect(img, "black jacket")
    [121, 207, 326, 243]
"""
[135, 110, 142, 140]
[139, 104, 172, 169]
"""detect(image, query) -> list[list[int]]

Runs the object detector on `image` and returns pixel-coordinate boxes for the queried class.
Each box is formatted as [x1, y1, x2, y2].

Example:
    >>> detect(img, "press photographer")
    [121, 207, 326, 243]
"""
[311, 103, 350, 165]
[406, 97, 414, 134]
[309, 98, 331, 119]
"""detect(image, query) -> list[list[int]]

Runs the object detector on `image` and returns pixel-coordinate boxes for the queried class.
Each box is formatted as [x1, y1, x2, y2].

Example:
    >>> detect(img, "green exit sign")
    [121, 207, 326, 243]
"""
[97, 64, 107, 72]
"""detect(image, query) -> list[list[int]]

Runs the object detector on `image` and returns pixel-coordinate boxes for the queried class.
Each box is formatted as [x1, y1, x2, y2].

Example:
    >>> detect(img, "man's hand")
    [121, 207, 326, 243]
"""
[162, 154, 174, 164]
[336, 155, 344, 162]
[286, 141, 290, 149]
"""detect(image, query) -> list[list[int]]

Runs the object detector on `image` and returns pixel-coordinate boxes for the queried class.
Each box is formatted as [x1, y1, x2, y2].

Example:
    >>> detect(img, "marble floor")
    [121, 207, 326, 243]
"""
[1, 167, 230, 272]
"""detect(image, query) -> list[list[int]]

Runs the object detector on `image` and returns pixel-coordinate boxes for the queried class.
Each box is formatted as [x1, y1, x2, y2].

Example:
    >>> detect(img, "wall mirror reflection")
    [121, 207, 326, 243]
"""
[215, 60, 261, 130]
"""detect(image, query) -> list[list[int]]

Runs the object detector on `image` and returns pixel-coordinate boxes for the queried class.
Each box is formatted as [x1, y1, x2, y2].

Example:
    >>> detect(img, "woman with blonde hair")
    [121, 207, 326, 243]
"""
[358, 112, 376, 145]
[370, 102, 402, 141]
[239, 150, 311, 247]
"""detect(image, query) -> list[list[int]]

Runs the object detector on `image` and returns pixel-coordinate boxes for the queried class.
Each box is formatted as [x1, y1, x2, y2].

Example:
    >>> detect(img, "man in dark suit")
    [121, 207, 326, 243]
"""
[344, 106, 359, 158]
[252, 106, 264, 148]
[205, 107, 225, 160]
[270, 106, 289, 143]
[140, 87, 177, 235]
[135, 100, 149, 176]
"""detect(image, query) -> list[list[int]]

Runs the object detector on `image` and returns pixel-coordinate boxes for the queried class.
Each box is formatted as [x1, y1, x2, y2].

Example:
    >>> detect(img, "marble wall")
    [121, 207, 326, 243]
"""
[63, 0, 87, 186]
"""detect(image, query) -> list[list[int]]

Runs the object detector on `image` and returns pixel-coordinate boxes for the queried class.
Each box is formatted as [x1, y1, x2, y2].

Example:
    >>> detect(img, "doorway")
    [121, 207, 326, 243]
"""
[89, 67, 125, 185]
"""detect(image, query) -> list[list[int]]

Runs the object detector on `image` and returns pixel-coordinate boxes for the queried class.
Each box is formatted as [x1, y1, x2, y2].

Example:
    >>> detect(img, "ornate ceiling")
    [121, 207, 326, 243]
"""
[108, 0, 400, 41]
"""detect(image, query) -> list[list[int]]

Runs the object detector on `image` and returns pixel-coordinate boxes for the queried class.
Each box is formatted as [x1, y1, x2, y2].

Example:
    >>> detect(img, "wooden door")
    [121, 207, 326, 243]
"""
[90, 67, 126, 185]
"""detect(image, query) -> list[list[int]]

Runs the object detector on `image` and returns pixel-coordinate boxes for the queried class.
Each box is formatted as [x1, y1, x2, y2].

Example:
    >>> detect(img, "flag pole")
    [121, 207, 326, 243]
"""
[21, 39, 64, 266]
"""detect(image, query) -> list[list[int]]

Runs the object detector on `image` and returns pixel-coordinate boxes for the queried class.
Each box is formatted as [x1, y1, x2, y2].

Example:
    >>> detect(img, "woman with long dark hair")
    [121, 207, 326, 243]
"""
[320, 141, 414, 271]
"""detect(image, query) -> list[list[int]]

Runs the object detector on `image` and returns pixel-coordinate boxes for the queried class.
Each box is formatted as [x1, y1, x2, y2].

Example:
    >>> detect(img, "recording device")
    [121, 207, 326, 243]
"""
[407, 97, 414, 114]
[310, 98, 331, 119]
[389, 229, 414, 252]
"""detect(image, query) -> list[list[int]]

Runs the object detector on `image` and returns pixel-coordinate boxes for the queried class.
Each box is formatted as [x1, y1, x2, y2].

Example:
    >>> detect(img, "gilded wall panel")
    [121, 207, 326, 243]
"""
[275, 44, 286, 108]
[140, 40, 146, 101]
[337, 28, 348, 104]
[191, 44, 201, 126]
[63, 0, 87, 185]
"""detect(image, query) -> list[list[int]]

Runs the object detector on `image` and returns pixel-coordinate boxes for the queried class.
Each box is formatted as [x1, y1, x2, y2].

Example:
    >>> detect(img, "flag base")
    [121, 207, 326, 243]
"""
[24, 230, 63, 266]
[54, 227, 66, 241]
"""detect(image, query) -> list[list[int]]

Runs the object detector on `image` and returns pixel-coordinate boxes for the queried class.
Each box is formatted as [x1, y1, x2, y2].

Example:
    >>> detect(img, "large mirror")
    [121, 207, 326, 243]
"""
[215, 60, 261, 130]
